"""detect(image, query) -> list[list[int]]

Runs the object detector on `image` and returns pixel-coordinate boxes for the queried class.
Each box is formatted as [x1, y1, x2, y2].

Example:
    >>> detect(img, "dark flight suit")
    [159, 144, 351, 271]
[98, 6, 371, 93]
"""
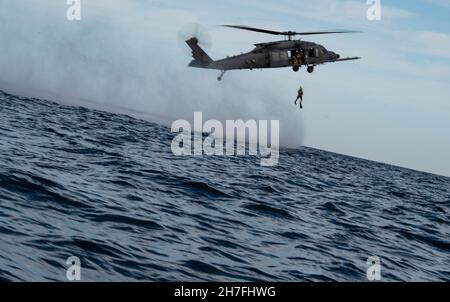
[295, 88, 304, 108]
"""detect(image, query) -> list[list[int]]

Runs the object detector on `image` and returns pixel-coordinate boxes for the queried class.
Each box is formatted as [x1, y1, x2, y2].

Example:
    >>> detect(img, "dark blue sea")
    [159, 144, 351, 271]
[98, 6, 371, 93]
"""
[0, 90, 449, 281]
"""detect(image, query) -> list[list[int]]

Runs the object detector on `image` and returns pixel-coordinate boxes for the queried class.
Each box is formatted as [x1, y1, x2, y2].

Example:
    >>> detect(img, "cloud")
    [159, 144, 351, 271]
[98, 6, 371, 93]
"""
[0, 0, 449, 176]
[426, 0, 450, 9]
[414, 31, 450, 59]
[0, 0, 304, 147]
[240, 0, 413, 26]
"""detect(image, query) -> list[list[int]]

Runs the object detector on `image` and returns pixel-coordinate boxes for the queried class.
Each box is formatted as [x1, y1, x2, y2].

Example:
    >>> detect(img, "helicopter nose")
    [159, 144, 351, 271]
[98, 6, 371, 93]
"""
[329, 52, 339, 59]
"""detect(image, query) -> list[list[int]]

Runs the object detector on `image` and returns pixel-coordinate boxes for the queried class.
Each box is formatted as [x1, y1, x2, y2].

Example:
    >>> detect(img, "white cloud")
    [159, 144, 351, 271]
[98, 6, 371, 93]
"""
[241, 0, 413, 26]
[426, 0, 450, 9]
[0, 0, 449, 175]
[414, 31, 450, 59]
[0, 0, 305, 147]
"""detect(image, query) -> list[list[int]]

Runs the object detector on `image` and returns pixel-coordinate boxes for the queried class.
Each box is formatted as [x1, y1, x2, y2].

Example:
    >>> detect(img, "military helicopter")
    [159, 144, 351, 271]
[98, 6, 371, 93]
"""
[185, 25, 361, 81]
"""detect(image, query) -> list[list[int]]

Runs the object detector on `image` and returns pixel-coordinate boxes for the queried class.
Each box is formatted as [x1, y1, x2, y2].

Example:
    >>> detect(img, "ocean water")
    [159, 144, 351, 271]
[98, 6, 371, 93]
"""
[0, 89, 449, 282]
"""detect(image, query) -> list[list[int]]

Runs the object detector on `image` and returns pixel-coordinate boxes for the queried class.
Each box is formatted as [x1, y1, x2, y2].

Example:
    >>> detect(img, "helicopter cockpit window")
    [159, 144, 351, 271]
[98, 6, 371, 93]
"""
[307, 47, 322, 58]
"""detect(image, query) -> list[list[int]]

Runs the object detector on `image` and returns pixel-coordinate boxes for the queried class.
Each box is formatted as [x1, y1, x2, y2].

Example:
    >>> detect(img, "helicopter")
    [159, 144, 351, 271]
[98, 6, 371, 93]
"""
[185, 25, 361, 81]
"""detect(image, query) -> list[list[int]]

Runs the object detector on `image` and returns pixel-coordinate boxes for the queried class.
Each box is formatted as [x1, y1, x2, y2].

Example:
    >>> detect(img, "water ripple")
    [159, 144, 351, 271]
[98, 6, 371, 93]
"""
[1, 90, 449, 281]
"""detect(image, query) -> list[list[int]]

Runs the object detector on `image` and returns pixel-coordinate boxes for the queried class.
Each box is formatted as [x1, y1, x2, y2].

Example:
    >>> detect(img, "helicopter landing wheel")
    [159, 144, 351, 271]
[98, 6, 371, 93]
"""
[293, 66, 300, 72]
[307, 66, 314, 73]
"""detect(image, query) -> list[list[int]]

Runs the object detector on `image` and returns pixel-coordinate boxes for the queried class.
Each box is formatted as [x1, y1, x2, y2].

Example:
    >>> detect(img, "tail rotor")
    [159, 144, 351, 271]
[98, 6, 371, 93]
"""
[177, 23, 212, 57]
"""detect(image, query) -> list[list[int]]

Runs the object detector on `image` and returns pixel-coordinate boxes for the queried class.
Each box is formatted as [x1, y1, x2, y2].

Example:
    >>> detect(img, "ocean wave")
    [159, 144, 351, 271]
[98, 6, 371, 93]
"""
[0, 90, 449, 281]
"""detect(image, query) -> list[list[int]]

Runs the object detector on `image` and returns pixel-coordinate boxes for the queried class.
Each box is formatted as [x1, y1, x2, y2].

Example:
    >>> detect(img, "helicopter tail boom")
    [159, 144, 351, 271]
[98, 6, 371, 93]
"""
[186, 38, 213, 67]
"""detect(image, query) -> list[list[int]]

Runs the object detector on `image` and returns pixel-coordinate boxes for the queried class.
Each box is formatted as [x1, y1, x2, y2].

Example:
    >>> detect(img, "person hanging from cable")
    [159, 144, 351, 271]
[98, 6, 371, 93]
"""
[294, 86, 304, 109]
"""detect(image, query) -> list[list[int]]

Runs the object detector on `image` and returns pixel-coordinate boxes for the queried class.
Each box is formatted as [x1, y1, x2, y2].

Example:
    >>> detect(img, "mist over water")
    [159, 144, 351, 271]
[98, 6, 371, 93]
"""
[0, 0, 304, 147]
[1, 1, 449, 283]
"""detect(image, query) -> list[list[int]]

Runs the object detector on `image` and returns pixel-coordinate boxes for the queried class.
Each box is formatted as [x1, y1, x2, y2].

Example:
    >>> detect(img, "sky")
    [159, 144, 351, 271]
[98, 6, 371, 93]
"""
[0, 0, 449, 176]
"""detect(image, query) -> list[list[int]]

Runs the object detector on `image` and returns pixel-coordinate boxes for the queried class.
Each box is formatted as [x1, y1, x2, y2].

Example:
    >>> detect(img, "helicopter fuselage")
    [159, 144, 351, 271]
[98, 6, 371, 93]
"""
[204, 40, 340, 71]
[185, 32, 359, 80]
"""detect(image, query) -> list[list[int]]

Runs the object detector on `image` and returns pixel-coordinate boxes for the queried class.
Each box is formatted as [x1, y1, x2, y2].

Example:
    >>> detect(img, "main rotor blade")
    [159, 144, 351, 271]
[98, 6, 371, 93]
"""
[295, 30, 361, 35]
[220, 25, 285, 36]
[221, 25, 360, 36]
